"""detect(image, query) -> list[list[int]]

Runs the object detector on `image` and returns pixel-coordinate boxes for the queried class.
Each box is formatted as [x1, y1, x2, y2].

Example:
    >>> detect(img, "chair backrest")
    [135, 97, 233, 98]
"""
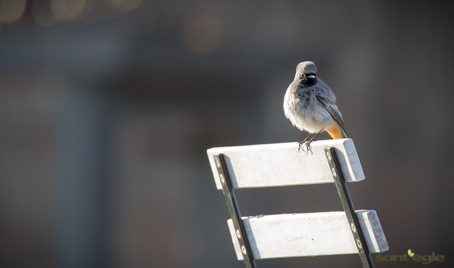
[207, 139, 388, 267]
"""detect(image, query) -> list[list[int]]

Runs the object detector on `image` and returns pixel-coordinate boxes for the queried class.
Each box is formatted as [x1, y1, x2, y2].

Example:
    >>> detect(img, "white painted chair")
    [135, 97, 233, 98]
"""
[207, 139, 388, 268]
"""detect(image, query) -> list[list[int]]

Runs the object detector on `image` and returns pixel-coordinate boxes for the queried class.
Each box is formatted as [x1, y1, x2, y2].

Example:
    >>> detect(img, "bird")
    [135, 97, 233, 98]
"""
[283, 61, 348, 152]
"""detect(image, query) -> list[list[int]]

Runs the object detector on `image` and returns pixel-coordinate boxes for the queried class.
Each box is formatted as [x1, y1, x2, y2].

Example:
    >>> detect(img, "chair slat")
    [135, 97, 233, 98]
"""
[207, 139, 364, 189]
[227, 210, 388, 260]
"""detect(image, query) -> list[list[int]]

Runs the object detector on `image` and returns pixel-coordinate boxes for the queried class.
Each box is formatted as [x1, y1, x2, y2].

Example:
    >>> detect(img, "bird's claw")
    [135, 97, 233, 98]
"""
[298, 141, 313, 154]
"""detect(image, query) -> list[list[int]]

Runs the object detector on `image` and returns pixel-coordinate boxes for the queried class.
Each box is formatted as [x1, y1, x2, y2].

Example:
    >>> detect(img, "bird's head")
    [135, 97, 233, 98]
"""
[294, 61, 317, 84]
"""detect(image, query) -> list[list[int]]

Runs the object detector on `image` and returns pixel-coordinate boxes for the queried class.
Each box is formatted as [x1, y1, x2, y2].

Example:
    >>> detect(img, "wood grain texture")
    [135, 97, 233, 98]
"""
[207, 138, 364, 189]
[227, 210, 388, 260]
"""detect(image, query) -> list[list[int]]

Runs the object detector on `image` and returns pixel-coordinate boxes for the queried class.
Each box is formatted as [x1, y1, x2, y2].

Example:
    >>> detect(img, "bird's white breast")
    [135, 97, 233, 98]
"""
[284, 85, 333, 133]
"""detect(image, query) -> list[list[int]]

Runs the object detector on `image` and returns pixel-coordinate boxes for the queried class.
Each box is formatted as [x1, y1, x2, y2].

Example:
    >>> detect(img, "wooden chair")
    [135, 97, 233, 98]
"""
[207, 139, 388, 268]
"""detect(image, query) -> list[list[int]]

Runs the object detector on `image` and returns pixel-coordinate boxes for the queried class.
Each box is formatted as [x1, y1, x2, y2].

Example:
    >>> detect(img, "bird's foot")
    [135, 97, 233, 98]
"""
[298, 141, 313, 154]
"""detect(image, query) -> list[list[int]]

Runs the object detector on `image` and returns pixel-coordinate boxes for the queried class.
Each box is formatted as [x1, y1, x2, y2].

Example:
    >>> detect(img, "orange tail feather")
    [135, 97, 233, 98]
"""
[325, 125, 344, 139]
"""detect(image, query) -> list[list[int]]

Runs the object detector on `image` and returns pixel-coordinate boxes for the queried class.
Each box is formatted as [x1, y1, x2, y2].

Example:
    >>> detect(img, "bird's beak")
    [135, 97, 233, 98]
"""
[307, 74, 316, 79]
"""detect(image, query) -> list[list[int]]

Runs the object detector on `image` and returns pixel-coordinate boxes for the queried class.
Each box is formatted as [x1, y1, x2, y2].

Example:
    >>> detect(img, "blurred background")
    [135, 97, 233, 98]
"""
[0, 0, 453, 267]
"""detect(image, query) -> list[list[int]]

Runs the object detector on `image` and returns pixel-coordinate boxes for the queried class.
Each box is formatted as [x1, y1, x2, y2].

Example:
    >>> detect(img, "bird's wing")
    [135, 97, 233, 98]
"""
[315, 95, 349, 138]
[317, 78, 337, 102]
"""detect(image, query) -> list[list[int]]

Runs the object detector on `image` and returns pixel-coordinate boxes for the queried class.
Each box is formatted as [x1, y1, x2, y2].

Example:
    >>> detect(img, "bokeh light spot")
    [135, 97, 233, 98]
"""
[184, 16, 223, 54]
[0, 0, 26, 23]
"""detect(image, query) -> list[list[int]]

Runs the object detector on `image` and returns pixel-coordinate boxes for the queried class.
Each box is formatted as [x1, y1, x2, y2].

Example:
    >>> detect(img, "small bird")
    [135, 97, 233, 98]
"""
[283, 61, 348, 152]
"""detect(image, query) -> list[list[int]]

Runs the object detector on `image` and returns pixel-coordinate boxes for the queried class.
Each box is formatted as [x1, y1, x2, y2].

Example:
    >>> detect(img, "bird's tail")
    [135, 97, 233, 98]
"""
[325, 125, 348, 139]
